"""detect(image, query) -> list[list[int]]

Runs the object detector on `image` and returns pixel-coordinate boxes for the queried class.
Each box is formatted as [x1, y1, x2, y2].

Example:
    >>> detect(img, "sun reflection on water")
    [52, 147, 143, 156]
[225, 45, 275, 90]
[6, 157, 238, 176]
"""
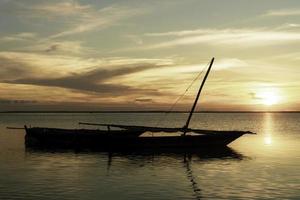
[263, 113, 274, 147]
[264, 135, 272, 145]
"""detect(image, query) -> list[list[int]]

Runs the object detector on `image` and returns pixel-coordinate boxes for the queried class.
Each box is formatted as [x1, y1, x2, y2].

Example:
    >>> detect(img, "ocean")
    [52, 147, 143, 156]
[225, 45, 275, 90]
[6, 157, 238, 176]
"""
[0, 112, 299, 200]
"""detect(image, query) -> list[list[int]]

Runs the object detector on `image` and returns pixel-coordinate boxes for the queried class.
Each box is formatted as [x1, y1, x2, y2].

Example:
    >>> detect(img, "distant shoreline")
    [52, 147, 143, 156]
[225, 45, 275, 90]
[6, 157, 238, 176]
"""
[1, 111, 300, 113]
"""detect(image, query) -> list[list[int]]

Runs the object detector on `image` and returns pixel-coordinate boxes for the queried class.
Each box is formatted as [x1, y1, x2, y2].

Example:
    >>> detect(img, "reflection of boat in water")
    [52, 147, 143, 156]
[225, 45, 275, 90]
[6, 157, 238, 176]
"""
[24, 58, 255, 150]
[25, 146, 245, 200]
[184, 154, 202, 200]
[25, 145, 244, 160]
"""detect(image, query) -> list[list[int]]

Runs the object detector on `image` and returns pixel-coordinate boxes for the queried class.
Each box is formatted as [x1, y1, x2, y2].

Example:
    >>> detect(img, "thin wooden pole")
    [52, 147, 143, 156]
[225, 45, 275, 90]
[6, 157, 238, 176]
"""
[183, 57, 215, 135]
[6, 127, 25, 130]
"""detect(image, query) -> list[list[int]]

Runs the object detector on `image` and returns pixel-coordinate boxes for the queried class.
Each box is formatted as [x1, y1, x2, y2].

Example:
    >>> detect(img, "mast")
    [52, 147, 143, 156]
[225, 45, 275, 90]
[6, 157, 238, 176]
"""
[183, 57, 215, 135]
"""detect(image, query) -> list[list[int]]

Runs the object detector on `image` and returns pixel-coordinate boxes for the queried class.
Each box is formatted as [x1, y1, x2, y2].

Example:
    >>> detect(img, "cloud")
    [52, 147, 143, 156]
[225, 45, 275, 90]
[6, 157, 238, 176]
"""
[273, 52, 300, 61]
[248, 92, 262, 100]
[13, 1, 142, 39]
[12, 0, 90, 18]
[0, 32, 37, 42]
[173, 58, 248, 74]
[49, 6, 141, 39]
[0, 52, 92, 78]
[263, 9, 300, 17]
[125, 34, 144, 45]
[280, 23, 300, 29]
[213, 58, 248, 70]
[0, 56, 36, 80]
[28, 40, 94, 55]
[0, 99, 37, 104]
[0, 51, 173, 97]
[45, 44, 59, 52]
[135, 97, 153, 103]
[5, 63, 164, 96]
[100, 57, 174, 66]
[145, 29, 212, 37]
[31, 0, 90, 16]
[0, 51, 174, 77]
[143, 28, 300, 49]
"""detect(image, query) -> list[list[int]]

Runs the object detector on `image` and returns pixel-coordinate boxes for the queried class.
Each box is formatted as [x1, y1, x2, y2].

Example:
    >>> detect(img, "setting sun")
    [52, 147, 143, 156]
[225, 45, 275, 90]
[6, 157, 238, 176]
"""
[257, 88, 281, 106]
[261, 92, 279, 105]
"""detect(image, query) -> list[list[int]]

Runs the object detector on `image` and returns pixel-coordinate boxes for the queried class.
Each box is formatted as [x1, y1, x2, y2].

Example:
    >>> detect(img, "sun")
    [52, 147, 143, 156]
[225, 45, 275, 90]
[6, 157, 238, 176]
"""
[256, 88, 281, 106]
[260, 91, 279, 105]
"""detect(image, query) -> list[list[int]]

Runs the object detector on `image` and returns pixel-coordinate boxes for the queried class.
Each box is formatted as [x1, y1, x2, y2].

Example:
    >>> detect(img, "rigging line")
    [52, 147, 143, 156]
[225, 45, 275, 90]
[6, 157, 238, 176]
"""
[167, 63, 209, 113]
[155, 60, 211, 128]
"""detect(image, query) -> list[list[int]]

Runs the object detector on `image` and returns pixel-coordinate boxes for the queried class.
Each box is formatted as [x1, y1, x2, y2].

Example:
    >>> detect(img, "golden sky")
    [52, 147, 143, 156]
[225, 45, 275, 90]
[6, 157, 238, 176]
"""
[0, 0, 300, 111]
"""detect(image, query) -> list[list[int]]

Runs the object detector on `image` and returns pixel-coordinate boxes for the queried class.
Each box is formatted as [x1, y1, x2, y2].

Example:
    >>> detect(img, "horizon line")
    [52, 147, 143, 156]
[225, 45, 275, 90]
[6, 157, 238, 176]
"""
[1, 110, 300, 113]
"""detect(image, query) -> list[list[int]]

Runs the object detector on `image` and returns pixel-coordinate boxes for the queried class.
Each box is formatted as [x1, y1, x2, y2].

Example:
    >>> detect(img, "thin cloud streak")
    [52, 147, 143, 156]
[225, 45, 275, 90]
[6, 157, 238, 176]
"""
[49, 6, 142, 39]
[0, 32, 37, 42]
[172, 58, 248, 73]
[24, 40, 96, 55]
[0, 98, 37, 104]
[263, 9, 300, 17]
[31, 1, 91, 16]
[143, 28, 300, 49]
[145, 29, 213, 37]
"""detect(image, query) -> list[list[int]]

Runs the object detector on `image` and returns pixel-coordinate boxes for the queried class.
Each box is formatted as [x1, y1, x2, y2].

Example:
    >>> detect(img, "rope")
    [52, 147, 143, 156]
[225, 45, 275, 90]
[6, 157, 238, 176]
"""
[155, 60, 211, 128]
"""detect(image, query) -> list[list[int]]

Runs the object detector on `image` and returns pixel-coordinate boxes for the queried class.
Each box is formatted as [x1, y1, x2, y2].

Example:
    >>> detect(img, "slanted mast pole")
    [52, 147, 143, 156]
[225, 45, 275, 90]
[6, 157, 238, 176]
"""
[183, 57, 215, 135]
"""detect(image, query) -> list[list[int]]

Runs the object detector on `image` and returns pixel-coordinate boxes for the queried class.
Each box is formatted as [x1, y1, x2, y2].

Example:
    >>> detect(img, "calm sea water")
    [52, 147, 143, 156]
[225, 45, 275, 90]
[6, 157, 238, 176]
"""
[0, 113, 299, 200]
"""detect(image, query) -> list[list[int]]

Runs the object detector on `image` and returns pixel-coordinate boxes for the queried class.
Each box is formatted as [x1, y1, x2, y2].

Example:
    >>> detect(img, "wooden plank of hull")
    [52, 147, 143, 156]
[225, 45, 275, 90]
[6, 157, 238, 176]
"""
[25, 127, 245, 150]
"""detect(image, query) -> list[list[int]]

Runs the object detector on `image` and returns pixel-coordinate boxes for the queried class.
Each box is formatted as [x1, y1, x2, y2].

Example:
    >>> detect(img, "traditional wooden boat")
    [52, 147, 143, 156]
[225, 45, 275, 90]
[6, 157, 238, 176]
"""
[24, 58, 255, 150]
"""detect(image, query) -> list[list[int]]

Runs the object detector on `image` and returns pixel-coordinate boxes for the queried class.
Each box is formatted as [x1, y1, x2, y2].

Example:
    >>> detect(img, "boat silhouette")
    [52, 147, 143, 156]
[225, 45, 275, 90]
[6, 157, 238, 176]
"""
[24, 58, 255, 150]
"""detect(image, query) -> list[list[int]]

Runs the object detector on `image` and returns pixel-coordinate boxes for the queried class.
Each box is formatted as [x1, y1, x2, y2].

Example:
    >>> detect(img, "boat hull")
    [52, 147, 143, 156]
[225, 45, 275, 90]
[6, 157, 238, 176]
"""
[24, 127, 246, 151]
